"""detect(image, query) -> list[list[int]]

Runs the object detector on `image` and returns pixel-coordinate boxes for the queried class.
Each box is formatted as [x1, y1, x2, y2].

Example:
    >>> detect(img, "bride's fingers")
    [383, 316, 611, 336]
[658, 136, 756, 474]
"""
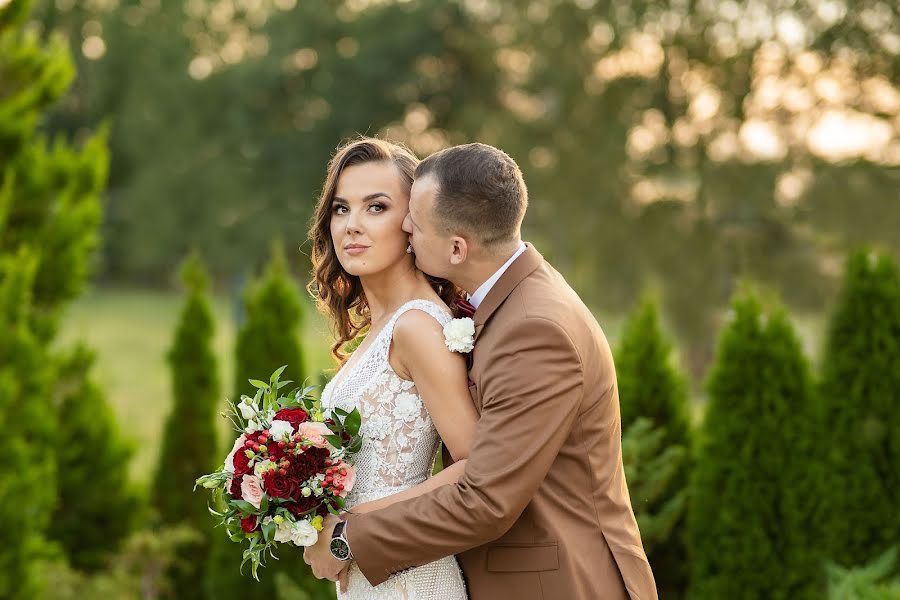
[339, 567, 349, 593]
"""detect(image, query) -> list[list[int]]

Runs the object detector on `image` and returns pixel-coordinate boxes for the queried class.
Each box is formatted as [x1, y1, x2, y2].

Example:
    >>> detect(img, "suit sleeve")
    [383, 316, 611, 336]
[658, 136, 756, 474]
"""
[344, 316, 585, 585]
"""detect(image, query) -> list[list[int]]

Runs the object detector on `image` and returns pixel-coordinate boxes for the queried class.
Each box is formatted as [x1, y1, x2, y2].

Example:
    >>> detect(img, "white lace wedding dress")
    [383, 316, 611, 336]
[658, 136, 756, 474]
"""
[319, 299, 468, 600]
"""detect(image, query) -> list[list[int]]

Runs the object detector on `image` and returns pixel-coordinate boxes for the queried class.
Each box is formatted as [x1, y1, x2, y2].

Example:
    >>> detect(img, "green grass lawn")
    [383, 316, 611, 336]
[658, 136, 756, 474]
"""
[58, 287, 336, 484]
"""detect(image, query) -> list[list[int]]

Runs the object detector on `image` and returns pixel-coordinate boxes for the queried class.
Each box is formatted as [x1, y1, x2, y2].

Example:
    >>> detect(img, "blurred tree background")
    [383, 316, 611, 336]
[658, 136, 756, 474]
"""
[30, 0, 900, 380]
[3, 0, 899, 598]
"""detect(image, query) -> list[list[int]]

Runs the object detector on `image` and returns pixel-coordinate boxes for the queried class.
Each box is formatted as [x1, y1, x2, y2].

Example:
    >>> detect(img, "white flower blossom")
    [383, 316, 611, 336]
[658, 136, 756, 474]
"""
[273, 517, 295, 543]
[238, 397, 259, 420]
[443, 318, 475, 353]
[244, 418, 260, 434]
[268, 419, 294, 443]
[290, 519, 319, 547]
[395, 393, 421, 422]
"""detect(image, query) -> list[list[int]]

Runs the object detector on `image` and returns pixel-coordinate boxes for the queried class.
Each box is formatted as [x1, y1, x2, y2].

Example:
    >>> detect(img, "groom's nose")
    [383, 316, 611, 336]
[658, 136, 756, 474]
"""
[401, 213, 412, 234]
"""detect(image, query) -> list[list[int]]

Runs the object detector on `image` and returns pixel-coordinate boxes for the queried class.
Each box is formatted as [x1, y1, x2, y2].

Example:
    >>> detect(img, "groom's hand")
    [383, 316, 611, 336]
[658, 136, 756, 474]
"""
[303, 514, 347, 582]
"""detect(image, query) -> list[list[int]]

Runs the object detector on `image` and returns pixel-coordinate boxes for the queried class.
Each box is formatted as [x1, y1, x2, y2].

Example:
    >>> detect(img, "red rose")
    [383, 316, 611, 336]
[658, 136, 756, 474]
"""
[232, 447, 252, 476]
[240, 515, 257, 533]
[286, 495, 319, 516]
[230, 475, 243, 499]
[262, 470, 299, 499]
[289, 446, 330, 482]
[274, 408, 308, 427]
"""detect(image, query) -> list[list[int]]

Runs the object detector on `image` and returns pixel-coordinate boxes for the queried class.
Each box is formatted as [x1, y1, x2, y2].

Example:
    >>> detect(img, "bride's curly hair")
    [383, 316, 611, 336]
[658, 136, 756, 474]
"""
[307, 137, 460, 365]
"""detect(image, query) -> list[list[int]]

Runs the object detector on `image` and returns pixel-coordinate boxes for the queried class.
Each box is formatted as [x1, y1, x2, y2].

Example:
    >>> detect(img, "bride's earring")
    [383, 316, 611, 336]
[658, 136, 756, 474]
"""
[406, 244, 413, 254]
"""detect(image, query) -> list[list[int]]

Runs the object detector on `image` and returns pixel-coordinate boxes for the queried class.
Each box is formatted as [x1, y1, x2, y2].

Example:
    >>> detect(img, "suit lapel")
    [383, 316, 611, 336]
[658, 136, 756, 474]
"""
[473, 243, 543, 341]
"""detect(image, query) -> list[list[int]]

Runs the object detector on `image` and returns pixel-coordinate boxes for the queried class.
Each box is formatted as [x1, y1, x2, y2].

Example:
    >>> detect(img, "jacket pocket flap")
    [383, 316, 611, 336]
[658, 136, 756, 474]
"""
[486, 543, 559, 572]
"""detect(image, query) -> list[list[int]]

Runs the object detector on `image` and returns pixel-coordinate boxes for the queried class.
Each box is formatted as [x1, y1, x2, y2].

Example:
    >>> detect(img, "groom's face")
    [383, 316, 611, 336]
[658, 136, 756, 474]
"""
[403, 174, 451, 279]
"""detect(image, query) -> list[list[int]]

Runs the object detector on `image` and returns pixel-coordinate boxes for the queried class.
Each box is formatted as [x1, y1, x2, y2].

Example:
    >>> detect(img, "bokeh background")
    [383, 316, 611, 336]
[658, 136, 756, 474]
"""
[1, 0, 898, 598]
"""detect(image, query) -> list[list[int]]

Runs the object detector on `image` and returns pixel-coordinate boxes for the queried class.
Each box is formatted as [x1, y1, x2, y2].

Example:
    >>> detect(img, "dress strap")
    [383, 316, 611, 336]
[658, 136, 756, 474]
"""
[378, 299, 452, 359]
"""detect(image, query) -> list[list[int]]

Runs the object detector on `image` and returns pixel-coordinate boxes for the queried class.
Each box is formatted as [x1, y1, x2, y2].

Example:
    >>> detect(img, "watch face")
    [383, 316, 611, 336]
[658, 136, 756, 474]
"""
[330, 538, 351, 561]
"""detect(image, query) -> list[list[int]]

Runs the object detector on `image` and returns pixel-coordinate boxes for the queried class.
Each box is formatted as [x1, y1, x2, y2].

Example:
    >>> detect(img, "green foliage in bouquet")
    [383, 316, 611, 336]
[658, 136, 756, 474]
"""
[826, 548, 900, 600]
[152, 252, 220, 597]
[616, 297, 692, 597]
[688, 291, 821, 599]
[234, 241, 306, 400]
[200, 366, 358, 597]
[817, 249, 900, 569]
[50, 344, 139, 571]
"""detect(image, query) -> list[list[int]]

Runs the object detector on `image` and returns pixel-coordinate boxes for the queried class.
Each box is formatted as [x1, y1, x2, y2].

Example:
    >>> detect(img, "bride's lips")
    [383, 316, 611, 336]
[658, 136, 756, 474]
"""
[344, 244, 369, 256]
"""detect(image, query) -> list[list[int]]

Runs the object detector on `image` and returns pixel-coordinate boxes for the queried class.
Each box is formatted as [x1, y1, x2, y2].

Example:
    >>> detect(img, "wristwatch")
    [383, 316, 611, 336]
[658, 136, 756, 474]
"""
[330, 521, 353, 561]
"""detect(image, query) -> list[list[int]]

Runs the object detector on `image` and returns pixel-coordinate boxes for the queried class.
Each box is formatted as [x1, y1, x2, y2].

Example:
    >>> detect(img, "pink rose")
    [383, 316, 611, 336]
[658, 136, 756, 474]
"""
[240, 474, 264, 509]
[296, 421, 333, 449]
[332, 463, 356, 497]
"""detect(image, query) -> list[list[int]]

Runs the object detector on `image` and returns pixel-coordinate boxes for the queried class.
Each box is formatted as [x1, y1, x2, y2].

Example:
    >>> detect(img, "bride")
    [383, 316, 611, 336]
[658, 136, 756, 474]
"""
[306, 137, 475, 599]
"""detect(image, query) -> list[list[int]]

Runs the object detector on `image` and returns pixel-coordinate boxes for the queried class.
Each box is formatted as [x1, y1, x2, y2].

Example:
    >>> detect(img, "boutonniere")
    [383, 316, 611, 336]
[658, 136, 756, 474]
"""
[443, 317, 475, 353]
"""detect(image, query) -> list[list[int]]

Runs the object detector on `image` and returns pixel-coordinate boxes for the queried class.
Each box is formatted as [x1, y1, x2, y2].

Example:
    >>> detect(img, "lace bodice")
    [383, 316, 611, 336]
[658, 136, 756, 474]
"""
[320, 299, 453, 506]
[319, 299, 468, 600]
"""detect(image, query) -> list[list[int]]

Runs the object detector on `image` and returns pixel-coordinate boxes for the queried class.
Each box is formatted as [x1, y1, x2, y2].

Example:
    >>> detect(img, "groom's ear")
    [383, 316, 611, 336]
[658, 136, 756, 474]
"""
[449, 237, 468, 266]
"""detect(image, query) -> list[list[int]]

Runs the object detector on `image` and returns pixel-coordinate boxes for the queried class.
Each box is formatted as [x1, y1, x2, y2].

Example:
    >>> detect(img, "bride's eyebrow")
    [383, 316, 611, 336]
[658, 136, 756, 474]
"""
[333, 192, 393, 203]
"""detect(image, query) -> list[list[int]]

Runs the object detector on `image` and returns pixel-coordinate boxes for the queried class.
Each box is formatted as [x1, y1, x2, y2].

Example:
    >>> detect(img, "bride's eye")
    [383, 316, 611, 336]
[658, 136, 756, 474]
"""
[369, 203, 385, 213]
[333, 204, 349, 215]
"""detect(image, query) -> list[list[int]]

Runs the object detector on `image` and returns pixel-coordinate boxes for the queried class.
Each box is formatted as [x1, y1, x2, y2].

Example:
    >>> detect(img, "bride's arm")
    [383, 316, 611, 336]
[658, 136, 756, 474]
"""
[349, 309, 478, 515]
[348, 460, 467, 514]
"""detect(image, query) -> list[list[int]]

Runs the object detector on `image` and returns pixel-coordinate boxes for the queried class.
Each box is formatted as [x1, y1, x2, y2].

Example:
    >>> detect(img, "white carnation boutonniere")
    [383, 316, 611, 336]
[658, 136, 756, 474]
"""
[443, 317, 475, 353]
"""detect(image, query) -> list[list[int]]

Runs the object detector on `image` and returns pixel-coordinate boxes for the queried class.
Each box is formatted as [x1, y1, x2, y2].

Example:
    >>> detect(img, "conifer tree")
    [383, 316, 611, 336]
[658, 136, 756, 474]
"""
[817, 249, 900, 568]
[152, 252, 220, 596]
[50, 344, 138, 571]
[234, 240, 306, 398]
[616, 297, 692, 597]
[688, 292, 820, 599]
[0, 0, 106, 594]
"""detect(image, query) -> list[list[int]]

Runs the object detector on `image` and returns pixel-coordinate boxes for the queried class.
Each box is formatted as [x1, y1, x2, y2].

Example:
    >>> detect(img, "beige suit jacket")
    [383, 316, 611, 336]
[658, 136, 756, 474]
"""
[344, 244, 657, 600]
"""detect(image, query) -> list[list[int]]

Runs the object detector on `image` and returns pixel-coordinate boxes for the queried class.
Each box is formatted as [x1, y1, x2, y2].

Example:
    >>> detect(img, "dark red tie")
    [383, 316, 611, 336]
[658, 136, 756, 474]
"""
[454, 296, 476, 319]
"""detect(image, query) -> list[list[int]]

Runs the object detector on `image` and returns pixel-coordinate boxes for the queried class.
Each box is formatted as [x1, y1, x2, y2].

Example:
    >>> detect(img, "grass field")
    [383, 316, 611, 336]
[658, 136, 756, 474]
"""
[58, 287, 336, 484]
[58, 287, 825, 485]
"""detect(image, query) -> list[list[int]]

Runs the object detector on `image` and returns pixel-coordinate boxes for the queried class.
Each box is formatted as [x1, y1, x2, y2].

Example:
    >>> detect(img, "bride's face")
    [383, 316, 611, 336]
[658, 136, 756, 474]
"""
[330, 161, 412, 278]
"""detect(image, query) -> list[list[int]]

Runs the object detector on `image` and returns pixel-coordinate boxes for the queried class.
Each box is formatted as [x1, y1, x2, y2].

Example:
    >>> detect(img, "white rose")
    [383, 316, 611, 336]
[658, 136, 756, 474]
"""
[244, 418, 260, 434]
[268, 419, 295, 443]
[238, 397, 259, 420]
[223, 434, 246, 473]
[443, 318, 475, 353]
[274, 518, 294, 543]
[290, 519, 319, 547]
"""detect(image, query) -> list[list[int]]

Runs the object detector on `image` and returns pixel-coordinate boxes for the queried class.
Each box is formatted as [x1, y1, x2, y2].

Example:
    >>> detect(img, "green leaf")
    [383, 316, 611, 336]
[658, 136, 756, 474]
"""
[232, 499, 257, 513]
[270, 365, 288, 382]
[345, 409, 362, 437]
[324, 434, 343, 448]
[262, 519, 276, 543]
[249, 379, 269, 390]
[276, 380, 293, 389]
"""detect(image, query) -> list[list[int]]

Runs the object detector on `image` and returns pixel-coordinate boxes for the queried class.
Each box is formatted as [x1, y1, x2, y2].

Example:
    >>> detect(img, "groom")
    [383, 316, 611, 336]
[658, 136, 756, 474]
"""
[305, 143, 657, 599]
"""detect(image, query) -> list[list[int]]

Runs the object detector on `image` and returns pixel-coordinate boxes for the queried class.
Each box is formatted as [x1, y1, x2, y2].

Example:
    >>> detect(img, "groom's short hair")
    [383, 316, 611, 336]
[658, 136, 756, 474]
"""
[415, 143, 527, 247]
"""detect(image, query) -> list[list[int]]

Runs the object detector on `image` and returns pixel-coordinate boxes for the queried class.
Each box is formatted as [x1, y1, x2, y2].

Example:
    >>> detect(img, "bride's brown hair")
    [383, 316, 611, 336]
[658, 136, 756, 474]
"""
[307, 137, 460, 364]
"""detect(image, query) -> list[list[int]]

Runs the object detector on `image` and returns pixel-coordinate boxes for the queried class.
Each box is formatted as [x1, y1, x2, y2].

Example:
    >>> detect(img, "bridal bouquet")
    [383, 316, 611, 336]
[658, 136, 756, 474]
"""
[195, 366, 362, 579]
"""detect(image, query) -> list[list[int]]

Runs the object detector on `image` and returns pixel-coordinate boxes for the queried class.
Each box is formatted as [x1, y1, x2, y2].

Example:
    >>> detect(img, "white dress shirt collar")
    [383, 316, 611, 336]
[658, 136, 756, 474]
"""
[468, 242, 528, 310]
